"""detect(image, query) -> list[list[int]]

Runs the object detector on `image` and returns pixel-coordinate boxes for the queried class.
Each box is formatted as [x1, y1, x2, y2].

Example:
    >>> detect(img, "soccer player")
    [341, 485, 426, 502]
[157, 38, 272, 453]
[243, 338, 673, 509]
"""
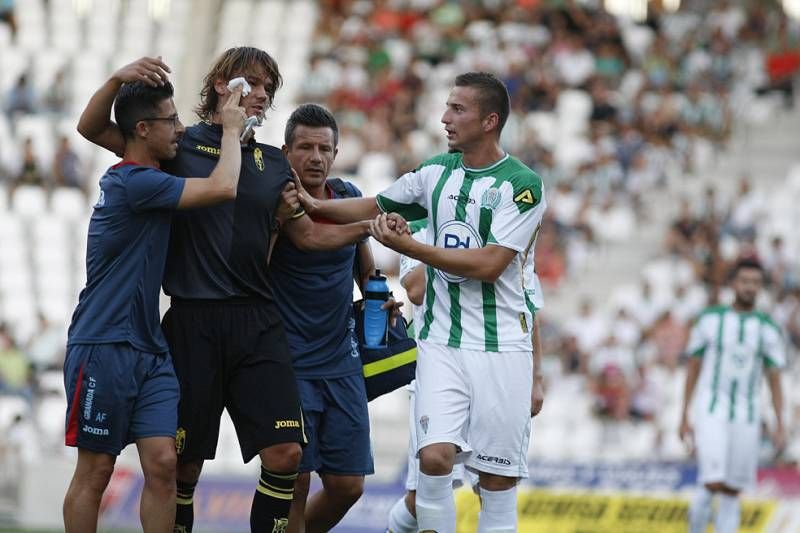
[272, 103, 400, 532]
[679, 258, 786, 533]
[388, 219, 545, 532]
[77, 50, 385, 533]
[299, 72, 546, 533]
[63, 80, 246, 532]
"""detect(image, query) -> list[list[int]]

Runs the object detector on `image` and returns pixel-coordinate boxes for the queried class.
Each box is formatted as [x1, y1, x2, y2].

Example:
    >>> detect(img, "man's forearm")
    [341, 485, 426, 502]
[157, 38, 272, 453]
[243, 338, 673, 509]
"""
[681, 358, 701, 418]
[532, 315, 543, 378]
[314, 197, 381, 223]
[289, 218, 371, 251]
[77, 77, 122, 146]
[768, 371, 784, 429]
[403, 240, 514, 283]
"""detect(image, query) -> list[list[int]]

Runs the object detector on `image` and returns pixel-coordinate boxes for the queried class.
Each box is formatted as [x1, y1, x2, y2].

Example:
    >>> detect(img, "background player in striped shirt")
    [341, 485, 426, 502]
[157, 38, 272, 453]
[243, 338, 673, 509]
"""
[298, 72, 545, 533]
[679, 258, 786, 533]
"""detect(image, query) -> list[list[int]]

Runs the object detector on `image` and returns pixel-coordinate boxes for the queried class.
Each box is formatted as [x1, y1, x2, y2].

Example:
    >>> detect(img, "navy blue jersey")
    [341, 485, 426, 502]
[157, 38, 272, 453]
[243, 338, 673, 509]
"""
[161, 122, 291, 301]
[68, 163, 185, 353]
[268, 180, 362, 379]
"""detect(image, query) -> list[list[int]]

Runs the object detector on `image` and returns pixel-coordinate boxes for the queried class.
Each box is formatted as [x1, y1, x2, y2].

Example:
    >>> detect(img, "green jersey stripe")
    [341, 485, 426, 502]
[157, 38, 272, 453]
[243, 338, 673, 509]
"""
[748, 325, 763, 423]
[445, 176, 478, 347]
[419, 265, 437, 340]
[729, 379, 738, 421]
[709, 313, 724, 414]
[420, 171, 451, 338]
[482, 282, 498, 352]
[477, 187, 496, 349]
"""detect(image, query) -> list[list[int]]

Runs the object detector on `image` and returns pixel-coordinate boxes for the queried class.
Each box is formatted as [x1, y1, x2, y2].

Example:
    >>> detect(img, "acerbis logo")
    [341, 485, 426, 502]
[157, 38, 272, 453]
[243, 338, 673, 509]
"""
[435, 220, 482, 283]
[447, 193, 475, 205]
[476, 454, 511, 465]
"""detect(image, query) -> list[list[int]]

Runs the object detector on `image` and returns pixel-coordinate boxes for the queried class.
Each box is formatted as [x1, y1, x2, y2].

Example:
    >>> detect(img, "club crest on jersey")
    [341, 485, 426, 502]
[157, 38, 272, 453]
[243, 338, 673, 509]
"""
[436, 220, 482, 284]
[480, 187, 501, 210]
[254, 147, 265, 171]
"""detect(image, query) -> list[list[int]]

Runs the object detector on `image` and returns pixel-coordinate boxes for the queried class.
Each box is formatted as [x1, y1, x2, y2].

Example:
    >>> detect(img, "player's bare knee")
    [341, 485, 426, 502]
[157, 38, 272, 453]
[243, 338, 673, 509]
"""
[419, 444, 456, 475]
[704, 482, 725, 493]
[79, 461, 115, 494]
[719, 485, 740, 496]
[260, 442, 302, 472]
[478, 472, 517, 491]
[177, 460, 203, 484]
[142, 448, 177, 485]
[322, 475, 364, 505]
[405, 491, 417, 518]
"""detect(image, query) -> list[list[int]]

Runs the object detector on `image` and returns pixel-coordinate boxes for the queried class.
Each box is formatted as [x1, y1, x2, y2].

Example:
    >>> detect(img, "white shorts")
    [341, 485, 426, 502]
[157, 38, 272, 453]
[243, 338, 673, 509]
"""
[414, 341, 532, 478]
[404, 380, 470, 491]
[695, 416, 760, 490]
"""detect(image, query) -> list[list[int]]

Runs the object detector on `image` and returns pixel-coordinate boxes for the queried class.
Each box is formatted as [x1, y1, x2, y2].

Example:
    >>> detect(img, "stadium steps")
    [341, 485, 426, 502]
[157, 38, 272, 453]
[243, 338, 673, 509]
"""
[547, 99, 800, 320]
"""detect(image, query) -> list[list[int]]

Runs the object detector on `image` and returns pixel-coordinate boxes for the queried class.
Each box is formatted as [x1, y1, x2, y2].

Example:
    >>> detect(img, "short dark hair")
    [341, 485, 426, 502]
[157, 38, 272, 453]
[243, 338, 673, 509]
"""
[114, 81, 175, 140]
[454, 72, 510, 136]
[196, 46, 282, 121]
[284, 103, 339, 147]
[731, 257, 764, 278]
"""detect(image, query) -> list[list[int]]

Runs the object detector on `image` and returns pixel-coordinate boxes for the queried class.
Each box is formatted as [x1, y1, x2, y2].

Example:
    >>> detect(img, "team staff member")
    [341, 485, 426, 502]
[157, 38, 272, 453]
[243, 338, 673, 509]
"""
[298, 72, 546, 533]
[273, 104, 400, 533]
[680, 259, 785, 533]
[76, 50, 392, 533]
[64, 80, 246, 532]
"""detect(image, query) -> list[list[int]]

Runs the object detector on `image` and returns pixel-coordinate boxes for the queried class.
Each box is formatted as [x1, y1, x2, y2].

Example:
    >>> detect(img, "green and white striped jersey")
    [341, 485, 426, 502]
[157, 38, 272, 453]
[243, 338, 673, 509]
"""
[687, 305, 786, 423]
[377, 152, 546, 352]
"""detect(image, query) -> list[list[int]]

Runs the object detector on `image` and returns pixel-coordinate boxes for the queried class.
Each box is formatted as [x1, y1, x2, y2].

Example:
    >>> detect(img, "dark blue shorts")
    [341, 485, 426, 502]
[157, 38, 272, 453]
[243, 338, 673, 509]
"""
[63, 343, 179, 456]
[297, 374, 374, 476]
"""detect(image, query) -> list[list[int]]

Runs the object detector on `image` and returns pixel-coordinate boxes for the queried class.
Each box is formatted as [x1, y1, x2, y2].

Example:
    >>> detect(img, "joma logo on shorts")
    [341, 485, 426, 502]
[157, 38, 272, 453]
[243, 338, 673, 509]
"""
[476, 454, 511, 465]
[82, 425, 109, 436]
[274, 420, 300, 429]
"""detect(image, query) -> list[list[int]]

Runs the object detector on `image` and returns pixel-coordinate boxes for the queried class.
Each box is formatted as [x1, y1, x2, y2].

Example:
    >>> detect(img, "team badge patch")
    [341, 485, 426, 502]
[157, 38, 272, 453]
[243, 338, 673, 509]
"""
[514, 189, 534, 205]
[272, 518, 288, 533]
[254, 147, 265, 171]
[419, 415, 429, 434]
[480, 187, 501, 210]
[175, 427, 186, 455]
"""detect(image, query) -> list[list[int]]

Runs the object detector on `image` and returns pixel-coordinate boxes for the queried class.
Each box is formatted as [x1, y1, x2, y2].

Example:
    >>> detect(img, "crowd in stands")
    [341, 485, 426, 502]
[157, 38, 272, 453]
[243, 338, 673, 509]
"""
[1, 0, 800, 466]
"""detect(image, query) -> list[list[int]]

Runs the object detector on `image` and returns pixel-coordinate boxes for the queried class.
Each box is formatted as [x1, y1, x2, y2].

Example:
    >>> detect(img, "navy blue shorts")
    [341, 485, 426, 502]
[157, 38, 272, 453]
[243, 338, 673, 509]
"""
[297, 374, 374, 476]
[63, 343, 179, 455]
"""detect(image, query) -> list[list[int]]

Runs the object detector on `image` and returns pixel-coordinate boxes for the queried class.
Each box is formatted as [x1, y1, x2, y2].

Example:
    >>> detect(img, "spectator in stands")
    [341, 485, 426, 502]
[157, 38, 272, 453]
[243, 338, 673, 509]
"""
[52, 136, 83, 191]
[14, 138, 44, 188]
[44, 68, 71, 115]
[0, 0, 13, 30]
[5, 73, 34, 117]
[0, 324, 32, 401]
[723, 177, 761, 241]
[25, 313, 64, 370]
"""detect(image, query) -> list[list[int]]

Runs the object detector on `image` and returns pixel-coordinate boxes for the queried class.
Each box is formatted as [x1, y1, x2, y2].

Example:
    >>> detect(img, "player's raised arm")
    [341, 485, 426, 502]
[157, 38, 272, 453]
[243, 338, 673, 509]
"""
[78, 57, 172, 157]
[296, 176, 381, 223]
[177, 85, 245, 208]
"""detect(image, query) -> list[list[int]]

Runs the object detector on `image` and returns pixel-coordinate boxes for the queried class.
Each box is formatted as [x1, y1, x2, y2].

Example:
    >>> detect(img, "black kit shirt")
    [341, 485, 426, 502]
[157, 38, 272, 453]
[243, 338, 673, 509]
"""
[161, 122, 290, 301]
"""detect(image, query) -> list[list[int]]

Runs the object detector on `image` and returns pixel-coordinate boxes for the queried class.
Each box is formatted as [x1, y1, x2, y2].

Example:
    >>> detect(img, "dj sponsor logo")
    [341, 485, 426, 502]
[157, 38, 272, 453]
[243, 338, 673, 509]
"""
[436, 220, 482, 284]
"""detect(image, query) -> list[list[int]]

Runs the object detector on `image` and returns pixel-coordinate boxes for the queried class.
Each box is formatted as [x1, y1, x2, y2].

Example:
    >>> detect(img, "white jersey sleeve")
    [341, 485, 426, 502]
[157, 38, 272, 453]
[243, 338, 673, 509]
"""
[686, 313, 712, 357]
[761, 319, 786, 369]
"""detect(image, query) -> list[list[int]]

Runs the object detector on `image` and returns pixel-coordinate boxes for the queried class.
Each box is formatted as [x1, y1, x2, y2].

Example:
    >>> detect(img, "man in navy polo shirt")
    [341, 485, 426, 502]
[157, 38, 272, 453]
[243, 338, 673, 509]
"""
[272, 104, 401, 532]
[63, 79, 246, 532]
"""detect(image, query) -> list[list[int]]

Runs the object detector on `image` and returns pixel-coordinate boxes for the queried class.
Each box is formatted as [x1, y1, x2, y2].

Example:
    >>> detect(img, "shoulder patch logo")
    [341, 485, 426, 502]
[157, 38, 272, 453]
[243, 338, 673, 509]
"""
[254, 147, 265, 171]
[480, 187, 501, 210]
[514, 189, 534, 205]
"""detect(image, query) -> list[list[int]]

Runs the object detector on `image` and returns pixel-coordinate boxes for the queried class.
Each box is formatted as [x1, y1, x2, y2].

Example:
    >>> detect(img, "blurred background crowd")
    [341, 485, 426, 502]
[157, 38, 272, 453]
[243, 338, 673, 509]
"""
[1, 0, 799, 480]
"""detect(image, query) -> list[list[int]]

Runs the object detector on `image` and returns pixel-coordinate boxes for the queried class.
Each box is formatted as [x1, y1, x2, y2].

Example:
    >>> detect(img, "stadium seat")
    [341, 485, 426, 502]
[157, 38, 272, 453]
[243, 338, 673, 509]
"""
[51, 188, 89, 221]
[10, 186, 47, 217]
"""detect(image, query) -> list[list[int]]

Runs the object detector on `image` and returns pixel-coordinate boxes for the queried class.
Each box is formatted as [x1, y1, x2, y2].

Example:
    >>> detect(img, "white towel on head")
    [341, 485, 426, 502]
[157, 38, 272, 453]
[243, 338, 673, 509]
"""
[227, 77, 251, 96]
